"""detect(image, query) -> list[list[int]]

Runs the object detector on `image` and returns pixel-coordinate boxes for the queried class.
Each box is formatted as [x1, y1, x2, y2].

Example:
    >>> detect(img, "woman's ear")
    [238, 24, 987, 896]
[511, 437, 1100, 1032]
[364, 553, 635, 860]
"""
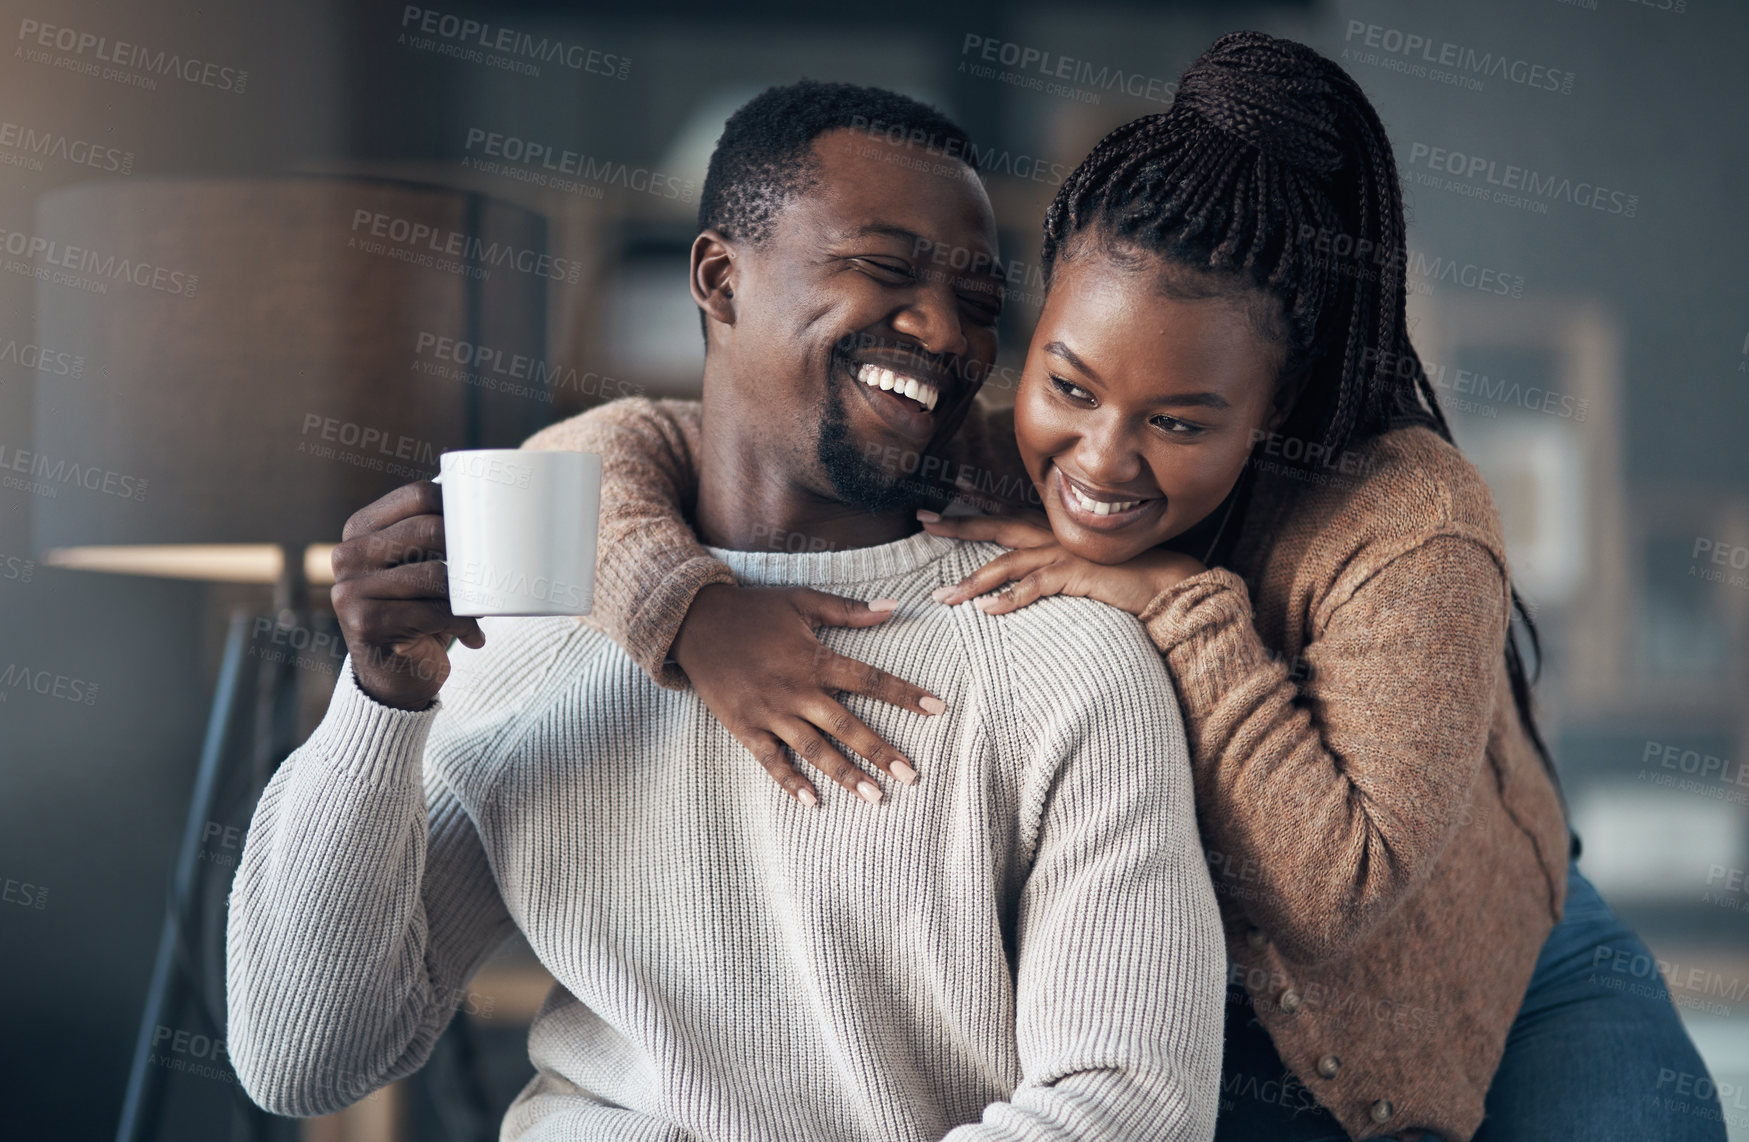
[1267, 366, 1309, 432]
[691, 229, 737, 330]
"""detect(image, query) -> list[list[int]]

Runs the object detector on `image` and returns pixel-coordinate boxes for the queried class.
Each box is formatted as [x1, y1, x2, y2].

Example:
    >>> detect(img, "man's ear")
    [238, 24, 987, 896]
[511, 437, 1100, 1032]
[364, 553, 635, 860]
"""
[691, 229, 737, 330]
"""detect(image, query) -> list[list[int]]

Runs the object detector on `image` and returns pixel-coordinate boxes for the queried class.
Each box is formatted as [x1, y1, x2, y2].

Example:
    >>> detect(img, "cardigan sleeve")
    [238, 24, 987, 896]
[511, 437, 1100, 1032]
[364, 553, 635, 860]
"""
[1137, 533, 1509, 966]
[521, 396, 1029, 687]
[521, 398, 726, 689]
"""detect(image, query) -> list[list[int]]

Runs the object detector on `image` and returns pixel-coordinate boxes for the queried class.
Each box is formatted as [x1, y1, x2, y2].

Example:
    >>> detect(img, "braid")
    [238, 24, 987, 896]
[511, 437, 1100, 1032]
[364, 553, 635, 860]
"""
[1040, 30, 1564, 800]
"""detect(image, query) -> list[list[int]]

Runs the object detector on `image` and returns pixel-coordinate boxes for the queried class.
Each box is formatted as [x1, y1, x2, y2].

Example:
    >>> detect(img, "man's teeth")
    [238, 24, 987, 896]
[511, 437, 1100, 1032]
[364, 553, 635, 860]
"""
[856, 363, 939, 412]
[1068, 481, 1143, 516]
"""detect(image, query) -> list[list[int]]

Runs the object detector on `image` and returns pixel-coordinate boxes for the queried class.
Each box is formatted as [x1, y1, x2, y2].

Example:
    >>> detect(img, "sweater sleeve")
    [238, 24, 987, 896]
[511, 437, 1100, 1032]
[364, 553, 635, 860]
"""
[945, 609, 1224, 1141]
[225, 621, 572, 1116]
[520, 396, 1030, 685]
[521, 397, 730, 689]
[1137, 533, 1508, 965]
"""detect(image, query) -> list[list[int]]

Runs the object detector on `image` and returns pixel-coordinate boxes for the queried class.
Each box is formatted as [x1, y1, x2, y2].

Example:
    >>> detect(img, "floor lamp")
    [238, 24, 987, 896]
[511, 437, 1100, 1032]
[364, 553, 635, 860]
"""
[31, 175, 550, 1142]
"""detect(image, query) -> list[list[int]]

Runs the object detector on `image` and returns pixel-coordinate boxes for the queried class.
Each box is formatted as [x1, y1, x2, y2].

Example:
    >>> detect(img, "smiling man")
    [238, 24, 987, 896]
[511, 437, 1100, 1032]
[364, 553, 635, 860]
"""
[227, 81, 1223, 1141]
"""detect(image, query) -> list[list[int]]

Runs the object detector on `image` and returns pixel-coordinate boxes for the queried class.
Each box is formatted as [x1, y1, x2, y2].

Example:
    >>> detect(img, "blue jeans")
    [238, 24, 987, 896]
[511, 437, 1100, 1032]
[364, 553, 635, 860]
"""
[1213, 862, 1727, 1141]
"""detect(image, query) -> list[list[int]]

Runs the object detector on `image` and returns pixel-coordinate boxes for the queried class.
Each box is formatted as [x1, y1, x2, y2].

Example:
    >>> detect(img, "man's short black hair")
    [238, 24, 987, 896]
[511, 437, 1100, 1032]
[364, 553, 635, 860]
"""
[698, 79, 978, 246]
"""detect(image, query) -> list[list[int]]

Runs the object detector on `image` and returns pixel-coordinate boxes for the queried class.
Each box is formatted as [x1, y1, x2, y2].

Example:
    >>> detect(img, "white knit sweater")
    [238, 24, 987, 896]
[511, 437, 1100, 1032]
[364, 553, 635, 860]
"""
[225, 529, 1223, 1141]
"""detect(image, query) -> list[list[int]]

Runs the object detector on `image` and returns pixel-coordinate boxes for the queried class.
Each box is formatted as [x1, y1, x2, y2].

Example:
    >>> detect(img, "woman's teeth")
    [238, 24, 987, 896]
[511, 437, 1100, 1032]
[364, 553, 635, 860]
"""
[856, 362, 939, 412]
[1067, 481, 1144, 516]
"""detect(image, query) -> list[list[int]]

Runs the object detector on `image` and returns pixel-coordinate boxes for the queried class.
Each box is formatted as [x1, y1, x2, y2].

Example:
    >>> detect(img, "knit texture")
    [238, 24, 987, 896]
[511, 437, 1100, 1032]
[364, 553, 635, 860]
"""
[226, 529, 1225, 1141]
[535, 397, 1572, 1142]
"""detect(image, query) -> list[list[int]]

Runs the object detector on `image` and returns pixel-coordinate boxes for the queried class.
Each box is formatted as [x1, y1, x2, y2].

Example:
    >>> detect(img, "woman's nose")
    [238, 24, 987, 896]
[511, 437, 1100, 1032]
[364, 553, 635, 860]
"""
[1074, 422, 1143, 486]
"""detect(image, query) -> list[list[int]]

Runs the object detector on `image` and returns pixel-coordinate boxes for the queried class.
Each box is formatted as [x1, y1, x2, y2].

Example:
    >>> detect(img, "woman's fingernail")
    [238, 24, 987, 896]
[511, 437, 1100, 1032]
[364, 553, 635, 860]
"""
[868, 597, 899, 613]
[918, 696, 947, 715]
[857, 780, 883, 805]
[798, 788, 819, 808]
[930, 586, 955, 603]
[891, 759, 918, 785]
[915, 509, 941, 522]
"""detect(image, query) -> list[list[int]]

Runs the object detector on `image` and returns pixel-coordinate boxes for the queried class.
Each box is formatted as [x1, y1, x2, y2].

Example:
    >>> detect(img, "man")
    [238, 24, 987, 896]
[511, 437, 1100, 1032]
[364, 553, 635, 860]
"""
[226, 81, 1223, 1141]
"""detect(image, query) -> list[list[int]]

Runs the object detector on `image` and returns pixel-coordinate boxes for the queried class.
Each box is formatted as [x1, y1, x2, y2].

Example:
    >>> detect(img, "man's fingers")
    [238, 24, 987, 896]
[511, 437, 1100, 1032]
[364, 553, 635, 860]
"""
[794, 588, 900, 630]
[351, 559, 450, 600]
[333, 513, 446, 579]
[738, 729, 820, 808]
[818, 652, 945, 719]
[359, 513, 447, 568]
[932, 547, 1055, 606]
[340, 480, 442, 542]
[803, 696, 918, 786]
[345, 599, 473, 647]
[775, 719, 885, 806]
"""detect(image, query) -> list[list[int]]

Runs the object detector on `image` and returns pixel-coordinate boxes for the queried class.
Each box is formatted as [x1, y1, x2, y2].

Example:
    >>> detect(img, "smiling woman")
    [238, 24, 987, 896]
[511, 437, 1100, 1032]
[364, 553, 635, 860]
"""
[1011, 260, 1284, 562]
[531, 30, 1726, 1142]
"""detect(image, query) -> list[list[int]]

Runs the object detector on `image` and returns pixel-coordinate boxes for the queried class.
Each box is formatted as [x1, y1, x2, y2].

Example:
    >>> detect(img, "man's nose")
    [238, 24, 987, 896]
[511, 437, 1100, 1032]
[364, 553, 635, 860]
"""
[889, 280, 971, 363]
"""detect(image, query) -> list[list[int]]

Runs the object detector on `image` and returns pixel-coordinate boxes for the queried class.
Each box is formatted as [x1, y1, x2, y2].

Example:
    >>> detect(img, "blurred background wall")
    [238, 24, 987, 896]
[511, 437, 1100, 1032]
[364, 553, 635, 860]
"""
[1, 0, 1745, 1138]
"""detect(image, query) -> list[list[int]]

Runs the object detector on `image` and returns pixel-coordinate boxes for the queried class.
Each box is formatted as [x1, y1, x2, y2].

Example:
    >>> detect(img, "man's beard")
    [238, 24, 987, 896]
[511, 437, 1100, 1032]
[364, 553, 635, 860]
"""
[815, 374, 918, 514]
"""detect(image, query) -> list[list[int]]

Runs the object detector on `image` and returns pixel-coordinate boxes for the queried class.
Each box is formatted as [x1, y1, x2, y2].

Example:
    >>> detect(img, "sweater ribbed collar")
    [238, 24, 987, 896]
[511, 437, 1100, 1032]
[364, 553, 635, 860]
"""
[704, 528, 960, 587]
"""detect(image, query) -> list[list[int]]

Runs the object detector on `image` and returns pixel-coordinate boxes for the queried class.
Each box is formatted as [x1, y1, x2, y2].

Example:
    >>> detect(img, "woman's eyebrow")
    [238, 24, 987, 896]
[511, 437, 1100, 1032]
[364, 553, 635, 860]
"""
[1042, 341, 1232, 409]
[1156, 392, 1232, 410]
[1043, 339, 1099, 378]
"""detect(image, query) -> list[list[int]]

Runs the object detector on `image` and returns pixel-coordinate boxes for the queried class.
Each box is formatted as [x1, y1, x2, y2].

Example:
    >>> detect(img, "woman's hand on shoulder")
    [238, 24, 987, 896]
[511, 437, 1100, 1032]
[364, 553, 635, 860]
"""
[671, 583, 947, 807]
[918, 509, 1206, 616]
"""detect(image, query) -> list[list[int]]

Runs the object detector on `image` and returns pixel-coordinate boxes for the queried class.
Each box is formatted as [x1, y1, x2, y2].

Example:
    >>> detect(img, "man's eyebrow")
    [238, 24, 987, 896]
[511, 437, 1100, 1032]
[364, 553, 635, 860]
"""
[835, 223, 1005, 282]
[1042, 340, 1232, 409]
[841, 222, 925, 244]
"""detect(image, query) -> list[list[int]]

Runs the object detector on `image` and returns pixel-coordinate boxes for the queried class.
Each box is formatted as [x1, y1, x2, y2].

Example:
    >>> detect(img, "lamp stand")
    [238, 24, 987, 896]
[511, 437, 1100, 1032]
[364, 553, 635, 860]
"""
[117, 548, 313, 1142]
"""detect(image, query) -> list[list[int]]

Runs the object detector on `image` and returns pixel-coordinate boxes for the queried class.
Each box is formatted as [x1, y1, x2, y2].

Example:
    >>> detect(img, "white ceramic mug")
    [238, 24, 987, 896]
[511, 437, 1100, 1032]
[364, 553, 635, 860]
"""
[434, 449, 601, 617]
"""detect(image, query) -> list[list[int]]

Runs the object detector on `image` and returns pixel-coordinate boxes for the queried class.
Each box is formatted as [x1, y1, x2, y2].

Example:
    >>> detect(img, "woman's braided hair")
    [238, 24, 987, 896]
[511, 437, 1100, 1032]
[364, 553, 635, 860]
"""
[1041, 30, 1560, 789]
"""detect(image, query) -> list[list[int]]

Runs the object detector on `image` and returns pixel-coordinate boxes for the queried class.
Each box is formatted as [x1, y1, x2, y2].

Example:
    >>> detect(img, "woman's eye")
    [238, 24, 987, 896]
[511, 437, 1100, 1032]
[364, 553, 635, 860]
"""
[1150, 414, 1206, 437]
[1049, 376, 1093, 402]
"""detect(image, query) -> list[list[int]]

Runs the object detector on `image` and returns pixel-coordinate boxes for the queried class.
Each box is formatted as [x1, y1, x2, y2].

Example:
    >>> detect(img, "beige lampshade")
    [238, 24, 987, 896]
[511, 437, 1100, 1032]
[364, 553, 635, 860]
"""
[31, 176, 551, 561]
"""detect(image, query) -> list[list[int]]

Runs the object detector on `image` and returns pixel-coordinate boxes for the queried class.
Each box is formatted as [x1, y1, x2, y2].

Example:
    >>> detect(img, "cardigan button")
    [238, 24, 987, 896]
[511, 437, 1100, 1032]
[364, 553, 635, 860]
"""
[1370, 1099, 1394, 1124]
[1316, 1054, 1341, 1078]
[1278, 988, 1301, 1014]
[1245, 925, 1268, 949]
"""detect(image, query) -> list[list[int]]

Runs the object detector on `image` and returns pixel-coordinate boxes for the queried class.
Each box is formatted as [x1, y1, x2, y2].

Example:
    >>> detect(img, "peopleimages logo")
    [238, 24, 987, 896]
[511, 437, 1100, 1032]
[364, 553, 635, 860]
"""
[15, 18, 248, 93]
[461, 128, 697, 204]
[1342, 20, 1575, 95]
[412, 331, 645, 403]
[348, 209, 584, 284]
[0, 224, 198, 297]
[1407, 143, 1639, 219]
[398, 6, 629, 80]
[958, 33, 1177, 106]
[846, 116, 1071, 187]
[0, 120, 134, 175]
[0, 333, 83, 378]
[0, 444, 149, 501]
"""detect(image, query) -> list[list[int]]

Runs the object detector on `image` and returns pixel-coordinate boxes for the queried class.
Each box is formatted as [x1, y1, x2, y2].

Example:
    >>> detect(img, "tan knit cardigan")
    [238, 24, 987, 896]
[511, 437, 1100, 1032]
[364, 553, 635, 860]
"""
[522, 397, 1571, 1142]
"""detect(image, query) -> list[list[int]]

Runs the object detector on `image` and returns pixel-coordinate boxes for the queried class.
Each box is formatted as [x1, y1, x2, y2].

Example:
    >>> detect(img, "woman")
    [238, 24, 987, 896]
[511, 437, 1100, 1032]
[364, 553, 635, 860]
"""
[529, 33, 1723, 1142]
